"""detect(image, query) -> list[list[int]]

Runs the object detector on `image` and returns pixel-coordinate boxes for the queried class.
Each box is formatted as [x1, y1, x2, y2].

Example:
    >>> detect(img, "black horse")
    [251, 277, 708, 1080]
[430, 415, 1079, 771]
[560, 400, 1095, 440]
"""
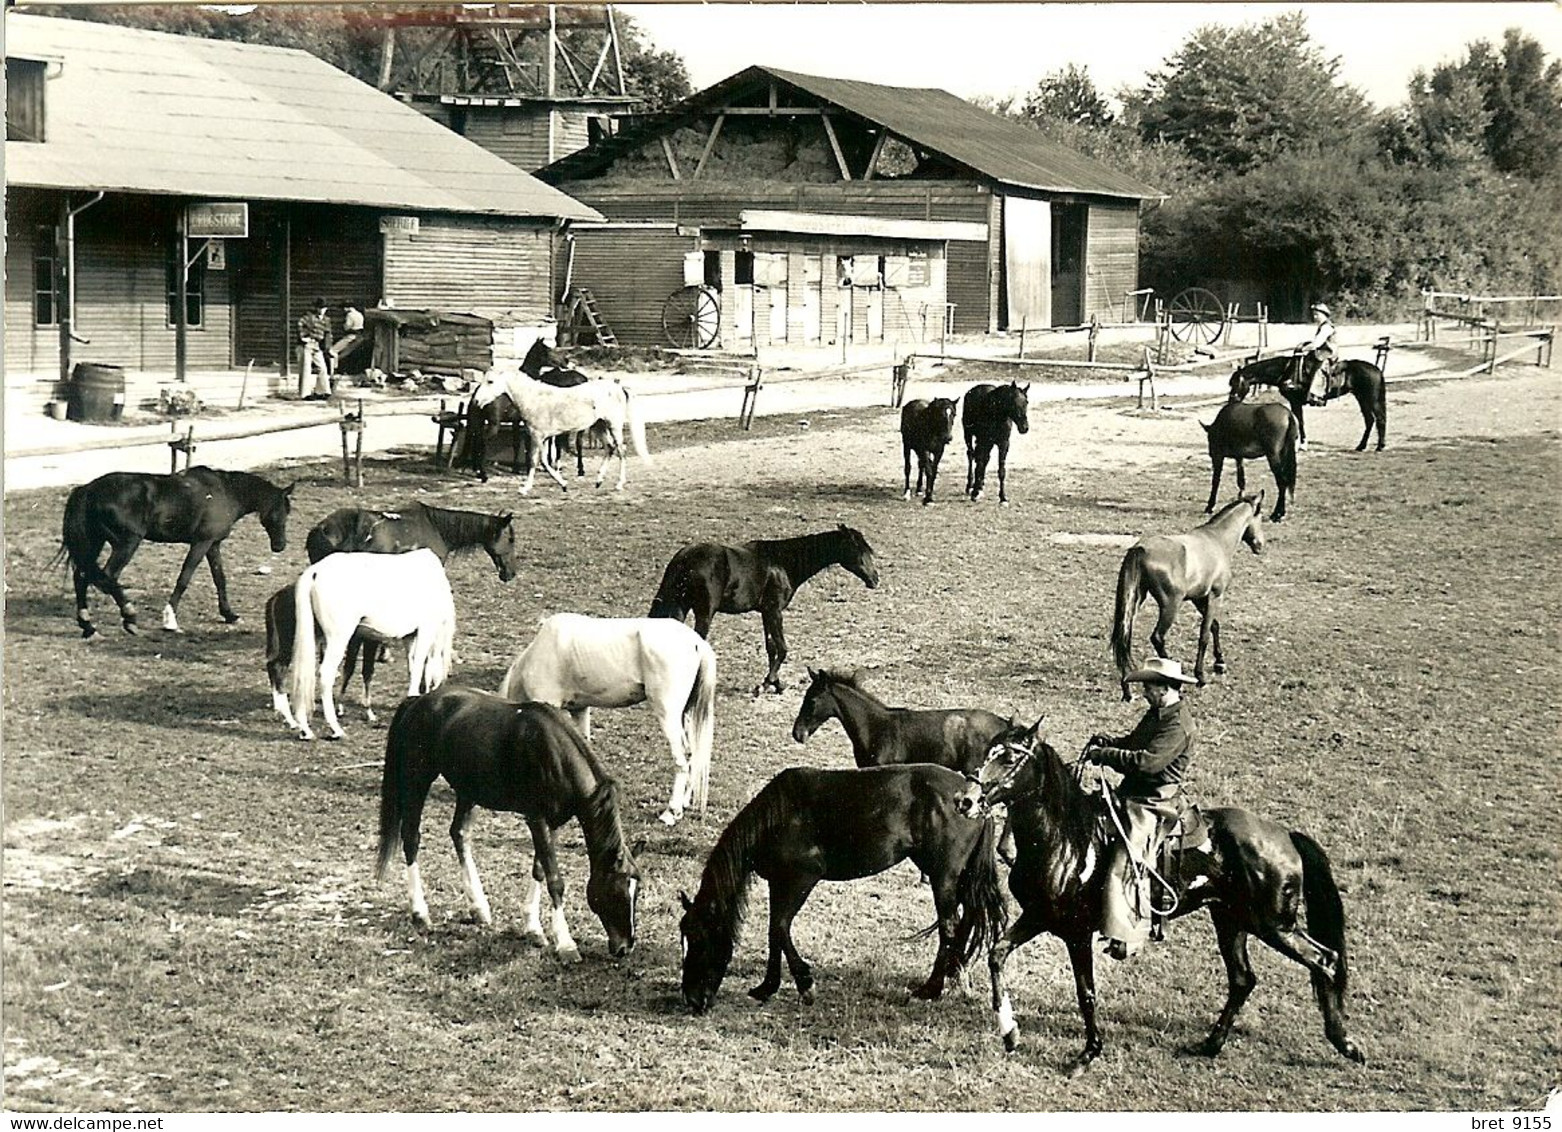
[958, 720, 1364, 1074]
[55, 466, 293, 638]
[962, 382, 1031, 503]
[1230, 353, 1387, 452]
[648, 525, 880, 695]
[1202, 401, 1297, 522]
[376, 686, 640, 961]
[678, 764, 1007, 1014]
[899, 397, 958, 505]
[265, 502, 518, 727]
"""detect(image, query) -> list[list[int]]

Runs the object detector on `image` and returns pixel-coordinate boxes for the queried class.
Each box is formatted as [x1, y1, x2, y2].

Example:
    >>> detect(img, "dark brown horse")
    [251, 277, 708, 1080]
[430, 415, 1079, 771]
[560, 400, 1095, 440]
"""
[1111, 495, 1265, 699]
[1230, 353, 1387, 452]
[958, 720, 1365, 1074]
[1202, 401, 1296, 521]
[55, 467, 293, 638]
[899, 397, 959, 505]
[648, 526, 880, 695]
[962, 382, 1030, 504]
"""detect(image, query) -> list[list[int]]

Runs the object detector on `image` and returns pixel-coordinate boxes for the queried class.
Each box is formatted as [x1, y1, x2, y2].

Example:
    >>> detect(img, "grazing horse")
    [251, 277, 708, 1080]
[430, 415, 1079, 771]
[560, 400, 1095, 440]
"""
[1229, 353, 1387, 451]
[469, 368, 649, 494]
[265, 503, 517, 729]
[1111, 494, 1265, 699]
[1202, 401, 1297, 522]
[376, 687, 640, 961]
[647, 525, 881, 695]
[499, 613, 717, 827]
[958, 720, 1364, 1073]
[899, 397, 959, 505]
[55, 467, 293, 638]
[284, 548, 455, 741]
[678, 764, 1007, 1014]
[962, 382, 1030, 504]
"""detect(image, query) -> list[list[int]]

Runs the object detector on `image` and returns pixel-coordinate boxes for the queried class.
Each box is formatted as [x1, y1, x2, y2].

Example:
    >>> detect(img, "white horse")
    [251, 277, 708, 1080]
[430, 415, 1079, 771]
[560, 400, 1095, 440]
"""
[499, 613, 716, 826]
[469, 368, 650, 494]
[285, 548, 455, 741]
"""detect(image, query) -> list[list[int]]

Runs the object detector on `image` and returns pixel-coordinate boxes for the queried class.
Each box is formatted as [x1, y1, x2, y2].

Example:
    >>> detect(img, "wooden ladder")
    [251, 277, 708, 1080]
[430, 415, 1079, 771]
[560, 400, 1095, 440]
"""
[568, 288, 618, 347]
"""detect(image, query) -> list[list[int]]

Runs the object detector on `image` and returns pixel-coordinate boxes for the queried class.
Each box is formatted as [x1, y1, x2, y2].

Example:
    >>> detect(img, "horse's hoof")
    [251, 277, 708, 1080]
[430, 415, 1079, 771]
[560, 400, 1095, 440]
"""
[1002, 1030, 1019, 1055]
[909, 982, 941, 1001]
[1340, 1041, 1366, 1064]
[1067, 1056, 1096, 1079]
[325, 730, 345, 742]
[223, 612, 241, 625]
[123, 622, 139, 636]
[1270, 512, 1285, 523]
[297, 729, 315, 741]
[523, 929, 547, 949]
[797, 985, 815, 1006]
[1186, 1035, 1224, 1058]
[555, 946, 582, 965]
[412, 912, 433, 932]
[902, 491, 912, 501]
[1213, 662, 1227, 675]
[81, 626, 98, 640]
[657, 809, 680, 827]
[748, 983, 778, 1003]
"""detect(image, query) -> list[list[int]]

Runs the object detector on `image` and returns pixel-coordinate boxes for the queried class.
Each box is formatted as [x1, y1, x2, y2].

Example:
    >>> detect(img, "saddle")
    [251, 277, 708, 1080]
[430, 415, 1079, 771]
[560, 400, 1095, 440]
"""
[1149, 797, 1211, 939]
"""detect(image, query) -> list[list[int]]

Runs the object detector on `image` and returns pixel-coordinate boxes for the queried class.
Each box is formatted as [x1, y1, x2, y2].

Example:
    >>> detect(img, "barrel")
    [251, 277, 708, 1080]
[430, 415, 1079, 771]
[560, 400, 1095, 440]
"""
[68, 363, 126, 423]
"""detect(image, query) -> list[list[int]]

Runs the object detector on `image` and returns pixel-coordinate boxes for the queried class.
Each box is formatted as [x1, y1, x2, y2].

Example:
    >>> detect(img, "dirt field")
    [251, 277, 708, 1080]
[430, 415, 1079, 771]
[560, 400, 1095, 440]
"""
[3, 360, 1558, 1111]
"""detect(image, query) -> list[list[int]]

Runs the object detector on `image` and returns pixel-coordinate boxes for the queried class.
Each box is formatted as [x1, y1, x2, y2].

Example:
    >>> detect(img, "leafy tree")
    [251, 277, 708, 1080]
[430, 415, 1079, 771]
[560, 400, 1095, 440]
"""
[1452, 29, 1561, 178]
[1131, 12, 1372, 174]
[1380, 65, 1493, 169]
[612, 13, 691, 111]
[1021, 63, 1113, 128]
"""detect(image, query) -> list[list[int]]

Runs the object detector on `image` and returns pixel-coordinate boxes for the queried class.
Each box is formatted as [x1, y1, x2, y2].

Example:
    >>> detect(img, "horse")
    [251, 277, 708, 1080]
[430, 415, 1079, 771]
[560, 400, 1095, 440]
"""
[463, 338, 594, 482]
[678, 764, 1007, 1014]
[1229, 353, 1387, 452]
[284, 548, 455, 741]
[55, 466, 294, 638]
[1202, 401, 1297, 522]
[962, 382, 1031, 504]
[499, 613, 716, 827]
[900, 397, 959, 505]
[469, 367, 649, 494]
[647, 525, 881, 695]
[265, 503, 517, 729]
[1110, 494, 1265, 700]
[957, 719, 1364, 1073]
[376, 686, 639, 961]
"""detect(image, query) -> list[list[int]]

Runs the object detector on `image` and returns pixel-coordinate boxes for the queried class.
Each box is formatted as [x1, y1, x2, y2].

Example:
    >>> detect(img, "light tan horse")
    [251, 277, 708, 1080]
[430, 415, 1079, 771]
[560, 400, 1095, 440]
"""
[1110, 493, 1265, 700]
[469, 368, 649, 494]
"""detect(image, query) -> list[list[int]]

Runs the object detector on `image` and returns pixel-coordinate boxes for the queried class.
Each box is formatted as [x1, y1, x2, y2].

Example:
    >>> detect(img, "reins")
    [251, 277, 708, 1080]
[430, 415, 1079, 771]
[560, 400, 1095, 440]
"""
[1093, 771, 1181, 920]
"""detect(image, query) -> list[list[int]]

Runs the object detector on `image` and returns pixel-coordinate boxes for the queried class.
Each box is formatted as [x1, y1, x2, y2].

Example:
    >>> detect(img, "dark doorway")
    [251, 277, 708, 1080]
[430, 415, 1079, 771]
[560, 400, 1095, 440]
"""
[1051, 204, 1087, 327]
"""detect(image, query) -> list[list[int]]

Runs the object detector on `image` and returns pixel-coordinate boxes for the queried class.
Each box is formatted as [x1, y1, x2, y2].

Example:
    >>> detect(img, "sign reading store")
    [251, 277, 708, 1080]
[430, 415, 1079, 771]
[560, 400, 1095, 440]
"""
[186, 201, 250, 239]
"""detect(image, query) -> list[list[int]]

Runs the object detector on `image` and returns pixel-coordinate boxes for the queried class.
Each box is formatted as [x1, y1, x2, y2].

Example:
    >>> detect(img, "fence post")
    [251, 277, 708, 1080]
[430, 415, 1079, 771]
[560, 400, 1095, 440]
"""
[891, 358, 910, 408]
[1373, 336, 1392, 377]
[1087, 314, 1100, 363]
[1018, 316, 1027, 359]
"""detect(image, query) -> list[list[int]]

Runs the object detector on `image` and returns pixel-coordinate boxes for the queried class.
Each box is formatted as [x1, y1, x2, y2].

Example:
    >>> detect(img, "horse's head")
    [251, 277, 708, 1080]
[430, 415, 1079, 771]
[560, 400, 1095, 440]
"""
[485, 513, 521, 583]
[586, 864, 639, 959]
[791, 667, 841, 745]
[679, 890, 733, 1015]
[1229, 367, 1249, 403]
[519, 336, 559, 378]
[1008, 382, 1031, 434]
[1241, 492, 1266, 555]
[469, 368, 510, 409]
[837, 524, 880, 589]
[261, 482, 295, 553]
[957, 716, 1047, 819]
[933, 397, 958, 439]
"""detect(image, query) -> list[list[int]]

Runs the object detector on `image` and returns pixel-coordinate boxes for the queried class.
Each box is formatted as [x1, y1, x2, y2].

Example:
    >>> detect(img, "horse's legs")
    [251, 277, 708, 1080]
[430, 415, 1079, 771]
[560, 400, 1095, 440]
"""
[1234, 458, 1247, 494]
[964, 429, 978, 497]
[750, 873, 818, 1004]
[1147, 594, 1177, 660]
[1064, 934, 1104, 1077]
[528, 817, 580, 963]
[1208, 594, 1226, 675]
[655, 694, 692, 827]
[910, 866, 964, 1000]
[592, 424, 626, 491]
[1294, 402, 1308, 449]
[1264, 450, 1289, 521]
[924, 447, 942, 505]
[163, 539, 215, 632]
[1191, 594, 1215, 685]
[971, 441, 992, 502]
[903, 440, 915, 501]
[449, 798, 492, 926]
[568, 706, 592, 741]
[398, 785, 432, 928]
[995, 436, 1012, 505]
[204, 543, 240, 624]
[1204, 456, 1224, 514]
[71, 540, 105, 638]
[1191, 909, 1256, 1056]
[96, 536, 144, 633]
[522, 865, 548, 948]
[755, 600, 787, 696]
[316, 631, 351, 741]
[987, 905, 1051, 1053]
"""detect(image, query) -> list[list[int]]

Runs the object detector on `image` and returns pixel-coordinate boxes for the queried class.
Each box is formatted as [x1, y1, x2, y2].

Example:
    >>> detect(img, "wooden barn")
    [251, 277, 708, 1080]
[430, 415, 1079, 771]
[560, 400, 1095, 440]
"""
[537, 65, 1163, 348]
[3, 14, 600, 399]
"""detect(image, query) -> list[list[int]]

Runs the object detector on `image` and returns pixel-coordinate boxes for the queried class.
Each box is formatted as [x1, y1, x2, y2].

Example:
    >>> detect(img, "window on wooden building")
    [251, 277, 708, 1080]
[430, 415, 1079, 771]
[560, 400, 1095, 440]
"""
[33, 227, 58, 327]
[7, 59, 47, 143]
[166, 249, 206, 328]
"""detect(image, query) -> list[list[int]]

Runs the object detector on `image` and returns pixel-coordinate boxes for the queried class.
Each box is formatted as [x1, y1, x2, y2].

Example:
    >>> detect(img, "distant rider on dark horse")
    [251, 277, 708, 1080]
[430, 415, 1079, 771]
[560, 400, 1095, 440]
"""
[1286, 301, 1337, 408]
[1084, 654, 1198, 960]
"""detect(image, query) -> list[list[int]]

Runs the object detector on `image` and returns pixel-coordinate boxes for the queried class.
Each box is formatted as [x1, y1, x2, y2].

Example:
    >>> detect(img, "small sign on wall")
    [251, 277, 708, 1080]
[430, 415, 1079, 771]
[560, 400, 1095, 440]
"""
[380, 215, 421, 235]
[206, 240, 227, 270]
[187, 201, 249, 238]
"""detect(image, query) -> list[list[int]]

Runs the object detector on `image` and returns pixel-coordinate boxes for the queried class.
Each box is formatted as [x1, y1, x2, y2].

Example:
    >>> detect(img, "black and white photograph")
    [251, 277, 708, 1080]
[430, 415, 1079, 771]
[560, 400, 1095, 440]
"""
[3, 0, 1558, 1115]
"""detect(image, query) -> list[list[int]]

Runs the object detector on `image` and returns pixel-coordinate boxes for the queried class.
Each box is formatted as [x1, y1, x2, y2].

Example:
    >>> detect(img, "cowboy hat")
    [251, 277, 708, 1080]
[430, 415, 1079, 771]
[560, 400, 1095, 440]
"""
[1124, 656, 1197, 685]
[1310, 302, 1332, 317]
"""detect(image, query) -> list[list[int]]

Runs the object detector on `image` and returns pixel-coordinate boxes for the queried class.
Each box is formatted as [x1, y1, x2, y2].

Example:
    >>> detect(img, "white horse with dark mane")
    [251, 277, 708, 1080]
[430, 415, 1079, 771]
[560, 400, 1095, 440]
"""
[470, 368, 650, 494]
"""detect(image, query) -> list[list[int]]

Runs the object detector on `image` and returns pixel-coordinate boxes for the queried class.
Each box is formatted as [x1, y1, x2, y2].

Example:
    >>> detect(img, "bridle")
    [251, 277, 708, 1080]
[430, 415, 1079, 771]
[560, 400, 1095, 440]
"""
[967, 733, 1049, 812]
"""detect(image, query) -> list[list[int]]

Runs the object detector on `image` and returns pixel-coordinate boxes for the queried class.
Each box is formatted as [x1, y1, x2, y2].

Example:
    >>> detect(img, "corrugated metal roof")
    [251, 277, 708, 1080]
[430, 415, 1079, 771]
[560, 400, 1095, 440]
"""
[540, 64, 1161, 201]
[3, 14, 601, 220]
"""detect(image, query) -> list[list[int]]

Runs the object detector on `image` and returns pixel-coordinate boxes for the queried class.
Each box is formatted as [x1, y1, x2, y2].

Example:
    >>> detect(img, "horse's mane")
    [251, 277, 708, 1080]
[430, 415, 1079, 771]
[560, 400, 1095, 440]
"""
[694, 775, 796, 940]
[577, 778, 630, 867]
[1206, 497, 1253, 523]
[815, 667, 864, 689]
[414, 502, 508, 556]
[1002, 731, 1099, 852]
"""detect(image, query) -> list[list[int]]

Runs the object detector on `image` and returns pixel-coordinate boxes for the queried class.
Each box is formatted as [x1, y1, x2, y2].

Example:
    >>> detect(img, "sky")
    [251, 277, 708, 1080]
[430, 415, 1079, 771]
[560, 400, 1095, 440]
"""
[618, 2, 1562, 110]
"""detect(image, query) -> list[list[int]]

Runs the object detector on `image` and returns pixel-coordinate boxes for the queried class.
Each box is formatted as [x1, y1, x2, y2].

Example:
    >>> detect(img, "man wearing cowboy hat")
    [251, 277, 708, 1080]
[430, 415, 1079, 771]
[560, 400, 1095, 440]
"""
[1084, 655, 1199, 960]
[1295, 301, 1338, 408]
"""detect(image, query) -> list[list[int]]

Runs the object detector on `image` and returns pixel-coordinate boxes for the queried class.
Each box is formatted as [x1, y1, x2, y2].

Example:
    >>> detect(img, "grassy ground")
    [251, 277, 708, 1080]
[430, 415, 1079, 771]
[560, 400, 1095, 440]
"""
[3, 367, 1558, 1111]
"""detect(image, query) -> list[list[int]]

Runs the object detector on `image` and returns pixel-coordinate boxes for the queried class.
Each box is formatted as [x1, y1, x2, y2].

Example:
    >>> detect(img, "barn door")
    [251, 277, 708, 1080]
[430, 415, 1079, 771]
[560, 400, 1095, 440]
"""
[1004, 196, 1051, 329]
[1051, 204, 1087, 327]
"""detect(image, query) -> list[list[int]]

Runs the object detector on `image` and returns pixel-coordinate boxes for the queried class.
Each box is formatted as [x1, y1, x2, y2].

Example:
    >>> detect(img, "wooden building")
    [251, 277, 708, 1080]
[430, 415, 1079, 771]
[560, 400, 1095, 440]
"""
[3, 14, 599, 398]
[538, 65, 1163, 347]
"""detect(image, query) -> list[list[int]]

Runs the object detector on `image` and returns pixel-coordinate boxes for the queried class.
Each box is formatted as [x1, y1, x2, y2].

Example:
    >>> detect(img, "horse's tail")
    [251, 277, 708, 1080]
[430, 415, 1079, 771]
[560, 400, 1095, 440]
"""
[1112, 546, 1146, 700]
[1291, 829, 1349, 1000]
[1281, 412, 1300, 494]
[375, 697, 420, 881]
[622, 386, 651, 465]
[682, 636, 717, 815]
[420, 603, 456, 694]
[647, 557, 686, 620]
[264, 585, 293, 697]
[497, 646, 527, 700]
[286, 565, 320, 731]
[54, 483, 92, 573]
[952, 816, 1009, 968]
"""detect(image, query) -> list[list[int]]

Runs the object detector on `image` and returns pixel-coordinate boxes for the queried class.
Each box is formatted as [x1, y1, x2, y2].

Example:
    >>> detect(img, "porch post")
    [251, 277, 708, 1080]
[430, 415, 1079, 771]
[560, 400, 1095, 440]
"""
[176, 205, 188, 384]
[56, 196, 72, 392]
[280, 211, 292, 381]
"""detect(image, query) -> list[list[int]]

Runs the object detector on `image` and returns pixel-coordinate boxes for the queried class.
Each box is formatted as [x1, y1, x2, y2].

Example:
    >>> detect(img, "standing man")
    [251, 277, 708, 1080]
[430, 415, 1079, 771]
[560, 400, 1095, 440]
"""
[298, 297, 332, 400]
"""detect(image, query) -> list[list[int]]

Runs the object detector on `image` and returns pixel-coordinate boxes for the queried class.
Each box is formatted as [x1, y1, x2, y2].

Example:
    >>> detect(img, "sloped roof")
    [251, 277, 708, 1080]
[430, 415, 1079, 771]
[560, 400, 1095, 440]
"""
[3, 14, 601, 220]
[541, 64, 1161, 201]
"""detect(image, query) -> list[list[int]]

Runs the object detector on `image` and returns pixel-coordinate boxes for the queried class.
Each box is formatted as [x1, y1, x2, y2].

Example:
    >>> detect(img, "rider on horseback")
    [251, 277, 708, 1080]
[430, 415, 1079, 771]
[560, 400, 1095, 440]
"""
[1293, 301, 1337, 408]
[1084, 655, 1198, 961]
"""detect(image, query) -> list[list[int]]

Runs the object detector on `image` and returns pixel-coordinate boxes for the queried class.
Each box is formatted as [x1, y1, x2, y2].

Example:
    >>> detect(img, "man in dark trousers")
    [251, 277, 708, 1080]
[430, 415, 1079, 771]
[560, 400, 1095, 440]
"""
[1084, 655, 1198, 960]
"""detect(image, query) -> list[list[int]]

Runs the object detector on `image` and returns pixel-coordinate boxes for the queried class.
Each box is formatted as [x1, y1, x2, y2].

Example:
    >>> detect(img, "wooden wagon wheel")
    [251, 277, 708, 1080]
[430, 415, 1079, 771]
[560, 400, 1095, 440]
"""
[662, 286, 720, 350]
[1168, 287, 1226, 345]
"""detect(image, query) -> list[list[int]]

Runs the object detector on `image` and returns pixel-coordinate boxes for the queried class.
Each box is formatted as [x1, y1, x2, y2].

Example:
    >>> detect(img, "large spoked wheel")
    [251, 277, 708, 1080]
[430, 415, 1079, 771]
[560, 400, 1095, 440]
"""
[1168, 287, 1226, 345]
[662, 286, 720, 349]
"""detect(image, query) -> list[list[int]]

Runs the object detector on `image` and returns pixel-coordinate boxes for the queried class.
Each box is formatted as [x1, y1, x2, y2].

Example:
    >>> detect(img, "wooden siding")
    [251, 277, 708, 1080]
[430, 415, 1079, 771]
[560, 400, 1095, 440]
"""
[565, 226, 691, 347]
[463, 109, 551, 172]
[383, 216, 554, 317]
[1084, 201, 1140, 323]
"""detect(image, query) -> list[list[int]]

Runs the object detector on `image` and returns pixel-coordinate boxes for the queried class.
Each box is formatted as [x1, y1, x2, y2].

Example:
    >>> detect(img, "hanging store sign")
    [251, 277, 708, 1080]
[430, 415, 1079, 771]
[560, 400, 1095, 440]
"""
[186, 201, 249, 238]
[380, 215, 421, 235]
